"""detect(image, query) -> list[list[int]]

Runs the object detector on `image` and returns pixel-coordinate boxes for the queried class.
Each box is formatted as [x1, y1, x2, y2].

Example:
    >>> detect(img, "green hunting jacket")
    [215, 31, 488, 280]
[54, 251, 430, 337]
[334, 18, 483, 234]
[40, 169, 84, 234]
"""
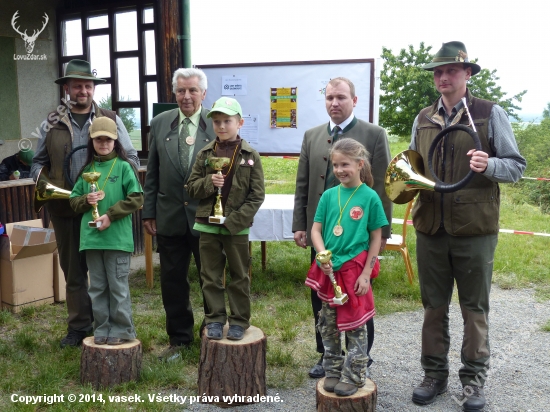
[186, 139, 265, 235]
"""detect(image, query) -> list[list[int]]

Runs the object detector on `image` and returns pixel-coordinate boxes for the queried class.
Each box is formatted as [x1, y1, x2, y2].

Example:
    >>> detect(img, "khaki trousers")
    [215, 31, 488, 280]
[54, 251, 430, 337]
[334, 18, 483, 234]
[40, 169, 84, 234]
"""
[199, 232, 251, 328]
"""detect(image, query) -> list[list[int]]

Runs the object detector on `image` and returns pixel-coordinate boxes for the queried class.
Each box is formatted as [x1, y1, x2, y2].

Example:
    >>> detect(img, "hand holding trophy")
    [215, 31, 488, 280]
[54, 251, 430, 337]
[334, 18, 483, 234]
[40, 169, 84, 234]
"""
[316, 250, 349, 305]
[207, 157, 231, 224]
[82, 172, 102, 228]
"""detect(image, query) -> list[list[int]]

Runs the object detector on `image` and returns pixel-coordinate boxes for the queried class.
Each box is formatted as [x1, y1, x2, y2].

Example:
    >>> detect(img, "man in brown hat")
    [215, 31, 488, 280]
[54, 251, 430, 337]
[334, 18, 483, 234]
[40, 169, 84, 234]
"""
[409, 41, 525, 410]
[31, 59, 138, 348]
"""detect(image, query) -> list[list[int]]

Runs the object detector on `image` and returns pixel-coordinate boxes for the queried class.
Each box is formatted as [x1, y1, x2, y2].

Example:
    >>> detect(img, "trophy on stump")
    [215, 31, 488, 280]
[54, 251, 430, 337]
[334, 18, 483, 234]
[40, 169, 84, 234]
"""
[207, 157, 231, 224]
[82, 172, 102, 228]
[316, 250, 349, 305]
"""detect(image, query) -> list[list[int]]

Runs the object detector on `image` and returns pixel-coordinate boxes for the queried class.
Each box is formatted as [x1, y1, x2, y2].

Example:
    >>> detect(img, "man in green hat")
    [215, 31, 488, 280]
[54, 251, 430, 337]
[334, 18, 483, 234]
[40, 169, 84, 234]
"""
[31, 59, 139, 348]
[0, 149, 34, 181]
[409, 41, 526, 411]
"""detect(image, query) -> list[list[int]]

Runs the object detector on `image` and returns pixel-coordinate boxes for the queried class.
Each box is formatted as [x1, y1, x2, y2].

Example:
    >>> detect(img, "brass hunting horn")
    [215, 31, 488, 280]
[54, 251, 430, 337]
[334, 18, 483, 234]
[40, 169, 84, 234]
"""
[33, 144, 87, 213]
[385, 97, 482, 204]
[34, 167, 72, 213]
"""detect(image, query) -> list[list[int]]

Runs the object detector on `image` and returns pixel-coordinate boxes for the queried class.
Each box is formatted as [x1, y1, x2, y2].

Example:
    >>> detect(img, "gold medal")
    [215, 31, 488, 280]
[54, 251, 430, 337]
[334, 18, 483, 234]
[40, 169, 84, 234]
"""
[333, 225, 343, 236]
[96, 190, 105, 200]
[185, 135, 195, 145]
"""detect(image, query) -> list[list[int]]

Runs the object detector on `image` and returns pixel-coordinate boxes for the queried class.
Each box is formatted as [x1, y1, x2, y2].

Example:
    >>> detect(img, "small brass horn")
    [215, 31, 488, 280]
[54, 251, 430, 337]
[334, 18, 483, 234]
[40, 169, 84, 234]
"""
[34, 167, 72, 213]
[385, 122, 482, 204]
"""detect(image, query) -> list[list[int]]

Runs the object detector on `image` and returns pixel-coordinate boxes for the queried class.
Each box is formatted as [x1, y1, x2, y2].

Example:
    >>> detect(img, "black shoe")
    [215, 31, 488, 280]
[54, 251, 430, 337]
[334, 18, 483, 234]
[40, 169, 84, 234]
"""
[462, 385, 485, 411]
[60, 331, 86, 348]
[412, 376, 448, 405]
[308, 355, 325, 378]
[227, 325, 245, 340]
[205, 322, 223, 340]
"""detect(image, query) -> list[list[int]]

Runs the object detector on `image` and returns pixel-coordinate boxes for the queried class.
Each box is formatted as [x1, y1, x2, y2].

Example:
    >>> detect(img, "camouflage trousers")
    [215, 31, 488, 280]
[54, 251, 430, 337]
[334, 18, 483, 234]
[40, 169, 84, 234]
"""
[317, 302, 369, 386]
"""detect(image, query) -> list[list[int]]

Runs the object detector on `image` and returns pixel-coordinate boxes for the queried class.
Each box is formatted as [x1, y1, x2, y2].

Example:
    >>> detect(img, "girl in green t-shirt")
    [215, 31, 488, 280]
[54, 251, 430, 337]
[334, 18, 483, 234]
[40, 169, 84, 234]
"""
[70, 117, 143, 346]
[306, 138, 388, 396]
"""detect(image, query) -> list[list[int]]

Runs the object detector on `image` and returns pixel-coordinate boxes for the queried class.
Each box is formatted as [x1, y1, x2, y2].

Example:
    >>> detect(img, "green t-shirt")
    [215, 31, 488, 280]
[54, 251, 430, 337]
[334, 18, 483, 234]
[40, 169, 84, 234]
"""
[70, 157, 142, 252]
[314, 184, 388, 271]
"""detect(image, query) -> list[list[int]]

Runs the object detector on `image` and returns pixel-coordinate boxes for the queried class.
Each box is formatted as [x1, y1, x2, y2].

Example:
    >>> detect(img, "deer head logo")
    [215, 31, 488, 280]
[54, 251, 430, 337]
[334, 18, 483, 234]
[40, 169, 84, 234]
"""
[11, 11, 49, 54]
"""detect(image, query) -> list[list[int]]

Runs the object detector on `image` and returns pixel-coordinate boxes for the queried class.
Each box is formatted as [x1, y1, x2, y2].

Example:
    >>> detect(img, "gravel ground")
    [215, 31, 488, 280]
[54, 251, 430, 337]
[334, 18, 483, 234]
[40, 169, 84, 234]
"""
[187, 286, 550, 411]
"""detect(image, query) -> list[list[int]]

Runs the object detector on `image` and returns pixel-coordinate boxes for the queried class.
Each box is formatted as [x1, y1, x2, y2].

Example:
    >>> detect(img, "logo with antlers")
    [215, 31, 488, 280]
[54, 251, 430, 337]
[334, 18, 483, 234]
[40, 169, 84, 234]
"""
[11, 10, 49, 54]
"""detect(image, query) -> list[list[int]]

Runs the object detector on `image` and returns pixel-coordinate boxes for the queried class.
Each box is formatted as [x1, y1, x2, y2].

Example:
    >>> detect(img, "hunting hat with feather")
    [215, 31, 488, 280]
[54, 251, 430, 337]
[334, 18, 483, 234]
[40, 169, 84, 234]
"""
[422, 41, 481, 75]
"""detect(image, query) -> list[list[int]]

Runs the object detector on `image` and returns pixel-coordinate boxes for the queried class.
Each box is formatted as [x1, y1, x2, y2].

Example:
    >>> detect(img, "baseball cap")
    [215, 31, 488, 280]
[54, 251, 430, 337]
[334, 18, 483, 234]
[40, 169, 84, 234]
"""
[207, 97, 243, 118]
[90, 117, 118, 139]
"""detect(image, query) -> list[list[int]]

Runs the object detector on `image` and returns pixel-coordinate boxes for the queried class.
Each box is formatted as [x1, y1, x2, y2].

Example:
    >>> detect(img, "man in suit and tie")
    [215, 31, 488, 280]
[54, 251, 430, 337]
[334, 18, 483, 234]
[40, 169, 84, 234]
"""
[292, 77, 393, 378]
[143, 68, 214, 361]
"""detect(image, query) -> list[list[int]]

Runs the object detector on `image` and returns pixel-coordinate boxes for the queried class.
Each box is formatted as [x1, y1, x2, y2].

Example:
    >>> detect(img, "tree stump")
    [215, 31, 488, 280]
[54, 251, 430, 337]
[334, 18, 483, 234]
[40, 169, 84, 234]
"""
[198, 324, 266, 407]
[80, 337, 142, 389]
[316, 378, 377, 412]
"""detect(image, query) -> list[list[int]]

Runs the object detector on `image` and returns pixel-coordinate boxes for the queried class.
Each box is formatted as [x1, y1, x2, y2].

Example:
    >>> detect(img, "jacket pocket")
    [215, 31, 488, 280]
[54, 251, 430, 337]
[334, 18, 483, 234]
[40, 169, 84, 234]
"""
[451, 188, 499, 235]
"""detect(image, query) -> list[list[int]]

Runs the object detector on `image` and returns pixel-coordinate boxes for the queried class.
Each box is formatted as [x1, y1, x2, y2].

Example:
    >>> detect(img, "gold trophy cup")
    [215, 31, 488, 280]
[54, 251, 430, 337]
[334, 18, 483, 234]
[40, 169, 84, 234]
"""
[82, 172, 102, 228]
[207, 157, 231, 224]
[315, 250, 348, 305]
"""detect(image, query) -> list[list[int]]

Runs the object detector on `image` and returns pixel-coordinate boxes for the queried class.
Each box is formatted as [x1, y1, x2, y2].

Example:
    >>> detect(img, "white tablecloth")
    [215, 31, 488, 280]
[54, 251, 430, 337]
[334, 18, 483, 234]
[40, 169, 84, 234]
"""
[249, 194, 295, 241]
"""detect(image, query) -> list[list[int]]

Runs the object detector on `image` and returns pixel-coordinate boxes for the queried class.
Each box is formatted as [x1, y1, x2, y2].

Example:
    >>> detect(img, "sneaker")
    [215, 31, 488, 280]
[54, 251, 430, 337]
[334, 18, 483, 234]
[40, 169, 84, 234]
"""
[412, 376, 448, 405]
[60, 331, 86, 348]
[462, 385, 485, 411]
[106, 337, 129, 346]
[205, 322, 223, 340]
[309, 355, 325, 378]
[226, 325, 245, 340]
[323, 377, 339, 392]
[94, 336, 107, 345]
[334, 382, 358, 396]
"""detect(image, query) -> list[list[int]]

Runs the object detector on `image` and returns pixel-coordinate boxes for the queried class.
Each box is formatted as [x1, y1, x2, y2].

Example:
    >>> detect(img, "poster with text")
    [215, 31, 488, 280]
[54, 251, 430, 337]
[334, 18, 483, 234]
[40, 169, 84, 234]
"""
[270, 87, 297, 128]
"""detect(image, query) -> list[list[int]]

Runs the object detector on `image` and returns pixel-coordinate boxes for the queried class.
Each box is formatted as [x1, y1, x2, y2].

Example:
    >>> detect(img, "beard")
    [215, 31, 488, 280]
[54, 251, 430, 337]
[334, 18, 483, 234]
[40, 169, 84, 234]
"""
[71, 95, 93, 111]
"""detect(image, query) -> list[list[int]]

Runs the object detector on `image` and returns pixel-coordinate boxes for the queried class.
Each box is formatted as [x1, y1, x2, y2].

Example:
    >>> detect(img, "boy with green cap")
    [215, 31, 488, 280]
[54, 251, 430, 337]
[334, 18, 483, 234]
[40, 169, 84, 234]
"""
[187, 97, 265, 341]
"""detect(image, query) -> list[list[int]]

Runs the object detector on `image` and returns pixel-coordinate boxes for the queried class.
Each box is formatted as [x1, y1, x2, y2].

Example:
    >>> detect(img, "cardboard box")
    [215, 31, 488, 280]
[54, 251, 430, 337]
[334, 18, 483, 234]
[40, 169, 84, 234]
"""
[53, 250, 66, 302]
[0, 220, 56, 312]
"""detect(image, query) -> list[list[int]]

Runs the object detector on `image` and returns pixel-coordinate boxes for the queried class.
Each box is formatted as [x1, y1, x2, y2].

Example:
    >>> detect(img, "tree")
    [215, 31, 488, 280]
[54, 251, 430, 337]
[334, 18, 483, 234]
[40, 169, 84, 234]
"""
[379, 43, 527, 137]
[97, 95, 137, 134]
[515, 118, 550, 213]
[543, 102, 550, 119]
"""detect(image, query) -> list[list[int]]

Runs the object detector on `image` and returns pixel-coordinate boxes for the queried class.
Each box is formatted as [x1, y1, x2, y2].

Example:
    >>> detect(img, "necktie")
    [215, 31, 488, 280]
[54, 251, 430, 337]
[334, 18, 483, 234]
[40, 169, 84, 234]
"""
[179, 118, 192, 173]
[324, 126, 341, 189]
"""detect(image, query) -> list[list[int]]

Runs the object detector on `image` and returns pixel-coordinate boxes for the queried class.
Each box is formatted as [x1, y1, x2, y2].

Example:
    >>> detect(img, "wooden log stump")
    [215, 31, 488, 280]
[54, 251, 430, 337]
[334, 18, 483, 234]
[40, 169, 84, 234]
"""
[316, 377, 377, 412]
[80, 337, 142, 389]
[198, 324, 266, 407]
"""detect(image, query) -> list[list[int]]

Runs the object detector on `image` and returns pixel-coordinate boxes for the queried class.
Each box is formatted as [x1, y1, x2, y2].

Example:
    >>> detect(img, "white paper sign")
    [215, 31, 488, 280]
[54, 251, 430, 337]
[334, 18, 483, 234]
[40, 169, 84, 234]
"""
[221, 75, 247, 96]
[240, 114, 259, 145]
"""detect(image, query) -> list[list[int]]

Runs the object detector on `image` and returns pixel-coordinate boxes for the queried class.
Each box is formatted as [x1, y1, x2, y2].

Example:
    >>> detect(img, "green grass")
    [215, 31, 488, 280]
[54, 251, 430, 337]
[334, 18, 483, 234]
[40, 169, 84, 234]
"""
[0, 148, 548, 410]
[129, 129, 142, 151]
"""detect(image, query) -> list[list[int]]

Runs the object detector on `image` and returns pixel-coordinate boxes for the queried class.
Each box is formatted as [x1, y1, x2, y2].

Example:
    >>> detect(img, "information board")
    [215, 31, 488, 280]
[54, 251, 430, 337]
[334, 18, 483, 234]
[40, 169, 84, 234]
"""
[197, 59, 378, 155]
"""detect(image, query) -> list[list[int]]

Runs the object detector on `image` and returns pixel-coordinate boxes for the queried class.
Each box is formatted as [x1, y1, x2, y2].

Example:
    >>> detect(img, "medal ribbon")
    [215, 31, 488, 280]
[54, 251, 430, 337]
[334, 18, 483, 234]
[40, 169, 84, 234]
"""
[336, 183, 362, 230]
[92, 157, 118, 191]
[214, 142, 239, 176]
